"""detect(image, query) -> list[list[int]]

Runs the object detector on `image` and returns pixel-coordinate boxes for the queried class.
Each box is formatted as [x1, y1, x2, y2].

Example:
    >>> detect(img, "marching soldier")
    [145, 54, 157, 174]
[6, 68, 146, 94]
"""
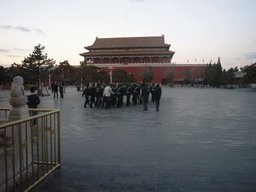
[89, 83, 96, 108]
[120, 84, 125, 106]
[82, 84, 90, 108]
[132, 83, 139, 105]
[95, 83, 103, 109]
[125, 83, 131, 106]
[111, 84, 117, 106]
[116, 84, 123, 108]
[140, 83, 150, 111]
[149, 82, 155, 102]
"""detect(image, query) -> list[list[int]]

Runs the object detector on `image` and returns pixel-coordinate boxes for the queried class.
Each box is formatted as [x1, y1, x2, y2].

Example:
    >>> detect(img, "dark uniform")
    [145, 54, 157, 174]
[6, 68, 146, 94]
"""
[111, 84, 117, 106]
[90, 84, 96, 108]
[95, 83, 103, 109]
[132, 84, 139, 105]
[53, 82, 58, 98]
[116, 84, 123, 108]
[82, 84, 90, 107]
[126, 84, 131, 106]
[141, 84, 150, 111]
[149, 83, 155, 102]
[153, 84, 162, 111]
[120, 84, 125, 106]
[59, 83, 64, 98]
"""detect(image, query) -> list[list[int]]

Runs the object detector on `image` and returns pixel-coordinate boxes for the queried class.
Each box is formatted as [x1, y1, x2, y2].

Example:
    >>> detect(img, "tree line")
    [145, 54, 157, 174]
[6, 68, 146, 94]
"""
[0, 44, 156, 87]
[0, 45, 255, 88]
[203, 57, 256, 87]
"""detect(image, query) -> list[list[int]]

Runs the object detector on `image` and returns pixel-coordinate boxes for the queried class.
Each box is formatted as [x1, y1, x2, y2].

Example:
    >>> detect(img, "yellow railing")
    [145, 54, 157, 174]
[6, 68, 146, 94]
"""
[0, 108, 61, 192]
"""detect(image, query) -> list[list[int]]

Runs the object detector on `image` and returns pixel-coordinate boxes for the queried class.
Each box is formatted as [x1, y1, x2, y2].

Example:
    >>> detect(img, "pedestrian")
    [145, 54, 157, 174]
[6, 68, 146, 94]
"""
[153, 83, 162, 111]
[59, 82, 64, 98]
[53, 82, 58, 98]
[89, 83, 96, 108]
[82, 84, 90, 107]
[149, 83, 155, 102]
[103, 83, 114, 109]
[51, 83, 54, 93]
[140, 83, 149, 111]
[95, 83, 103, 109]
[120, 84, 125, 106]
[116, 84, 123, 108]
[125, 83, 131, 106]
[132, 83, 139, 105]
[101, 84, 106, 107]
[27, 87, 40, 125]
[111, 84, 117, 106]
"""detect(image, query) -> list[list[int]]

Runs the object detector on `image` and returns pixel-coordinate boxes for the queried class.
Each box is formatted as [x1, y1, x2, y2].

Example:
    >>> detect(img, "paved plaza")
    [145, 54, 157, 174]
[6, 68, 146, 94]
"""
[1, 86, 256, 191]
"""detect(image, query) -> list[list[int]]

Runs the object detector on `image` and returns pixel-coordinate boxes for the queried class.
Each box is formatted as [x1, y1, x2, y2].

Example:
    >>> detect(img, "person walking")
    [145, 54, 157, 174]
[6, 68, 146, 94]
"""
[140, 83, 149, 111]
[149, 82, 155, 102]
[125, 83, 131, 106]
[27, 87, 40, 125]
[132, 83, 139, 105]
[59, 82, 64, 98]
[103, 83, 114, 109]
[111, 84, 117, 106]
[82, 84, 90, 107]
[95, 83, 103, 109]
[53, 82, 58, 98]
[116, 84, 123, 108]
[153, 83, 162, 111]
[89, 83, 96, 108]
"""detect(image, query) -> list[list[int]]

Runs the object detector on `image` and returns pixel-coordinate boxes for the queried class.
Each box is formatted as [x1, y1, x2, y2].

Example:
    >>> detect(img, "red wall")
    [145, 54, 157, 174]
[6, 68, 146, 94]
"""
[99, 65, 206, 83]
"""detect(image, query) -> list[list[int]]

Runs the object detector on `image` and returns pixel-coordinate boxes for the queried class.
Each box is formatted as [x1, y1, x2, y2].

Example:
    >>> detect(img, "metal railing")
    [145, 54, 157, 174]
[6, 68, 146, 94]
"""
[0, 108, 61, 192]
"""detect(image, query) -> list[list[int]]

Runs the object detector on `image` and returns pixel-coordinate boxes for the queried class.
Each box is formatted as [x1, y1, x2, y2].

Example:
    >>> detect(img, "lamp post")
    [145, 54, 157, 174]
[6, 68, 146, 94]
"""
[81, 70, 83, 90]
[38, 53, 47, 96]
[109, 66, 113, 84]
[87, 59, 94, 86]
[48, 68, 51, 90]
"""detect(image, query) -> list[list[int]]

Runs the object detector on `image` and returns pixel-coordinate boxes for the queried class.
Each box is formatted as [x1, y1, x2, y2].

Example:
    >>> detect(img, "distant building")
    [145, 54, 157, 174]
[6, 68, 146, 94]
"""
[80, 35, 207, 84]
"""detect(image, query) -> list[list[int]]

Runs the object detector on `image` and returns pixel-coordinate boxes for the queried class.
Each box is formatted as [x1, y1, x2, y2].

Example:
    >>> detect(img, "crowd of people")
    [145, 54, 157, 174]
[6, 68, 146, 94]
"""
[82, 82, 162, 111]
[51, 82, 65, 98]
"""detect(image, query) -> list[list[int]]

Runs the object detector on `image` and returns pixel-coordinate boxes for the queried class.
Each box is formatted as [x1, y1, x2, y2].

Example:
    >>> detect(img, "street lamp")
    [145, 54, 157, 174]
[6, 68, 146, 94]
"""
[109, 66, 113, 84]
[48, 68, 51, 90]
[81, 70, 83, 90]
[38, 53, 47, 96]
[87, 59, 94, 85]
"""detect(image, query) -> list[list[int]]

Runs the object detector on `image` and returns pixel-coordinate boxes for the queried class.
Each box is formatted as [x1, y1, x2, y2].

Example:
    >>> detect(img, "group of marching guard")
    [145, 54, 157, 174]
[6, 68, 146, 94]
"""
[82, 82, 162, 111]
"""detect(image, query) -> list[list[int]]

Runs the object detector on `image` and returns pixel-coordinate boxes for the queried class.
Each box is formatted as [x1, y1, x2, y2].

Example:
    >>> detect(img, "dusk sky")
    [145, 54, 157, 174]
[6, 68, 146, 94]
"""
[1, 0, 255, 70]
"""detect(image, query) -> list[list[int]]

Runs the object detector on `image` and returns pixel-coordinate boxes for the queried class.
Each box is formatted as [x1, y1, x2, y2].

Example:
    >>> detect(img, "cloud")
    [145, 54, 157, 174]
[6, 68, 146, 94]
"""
[8, 55, 22, 58]
[0, 49, 10, 52]
[0, 25, 12, 29]
[130, 0, 147, 2]
[35, 29, 45, 34]
[1, 25, 30, 32]
[14, 48, 31, 52]
[1, 25, 45, 34]
[14, 26, 30, 32]
[225, 63, 235, 66]
[243, 52, 256, 60]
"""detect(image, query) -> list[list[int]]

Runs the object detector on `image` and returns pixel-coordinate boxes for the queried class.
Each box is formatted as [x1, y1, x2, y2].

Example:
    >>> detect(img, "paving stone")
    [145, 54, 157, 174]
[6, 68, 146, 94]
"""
[1, 87, 256, 191]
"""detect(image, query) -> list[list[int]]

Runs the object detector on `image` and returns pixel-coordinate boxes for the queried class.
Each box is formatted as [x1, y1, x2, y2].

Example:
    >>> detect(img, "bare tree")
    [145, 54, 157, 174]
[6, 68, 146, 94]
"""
[165, 67, 175, 86]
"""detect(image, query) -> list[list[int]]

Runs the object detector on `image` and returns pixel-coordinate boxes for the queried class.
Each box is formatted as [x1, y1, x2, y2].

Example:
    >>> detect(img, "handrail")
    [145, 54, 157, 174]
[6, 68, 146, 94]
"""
[0, 109, 59, 129]
[0, 108, 61, 192]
